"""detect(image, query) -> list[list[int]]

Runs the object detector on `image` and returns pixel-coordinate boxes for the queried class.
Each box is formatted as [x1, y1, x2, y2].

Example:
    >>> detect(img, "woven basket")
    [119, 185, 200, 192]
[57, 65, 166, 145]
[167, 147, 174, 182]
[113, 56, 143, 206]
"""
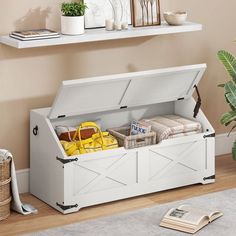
[0, 178, 11, 202]
[0, 197, 11, 221]
[108, 126, 156, 149]
[0, 157, 11, 181]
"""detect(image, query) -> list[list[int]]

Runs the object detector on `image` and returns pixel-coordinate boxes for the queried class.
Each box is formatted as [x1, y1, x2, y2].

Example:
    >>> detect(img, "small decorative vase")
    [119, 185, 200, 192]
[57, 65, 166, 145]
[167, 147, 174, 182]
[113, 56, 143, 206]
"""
[61, 15, 85, 35]
[232, 140, 236, 161]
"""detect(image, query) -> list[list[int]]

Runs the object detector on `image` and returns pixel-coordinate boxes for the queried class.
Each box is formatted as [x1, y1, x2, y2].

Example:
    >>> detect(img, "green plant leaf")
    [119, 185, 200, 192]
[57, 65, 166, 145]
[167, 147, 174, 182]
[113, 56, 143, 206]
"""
[224, 81, 236, 109]
[232, 140, 236, 161]
[61, 1, 88, 16]
[224, 93, 236, 110]
[220, 110, 236, 126]
[218, 83, 225, 87]
[228, 124, 236, 137]
[217, 50, 236, 83]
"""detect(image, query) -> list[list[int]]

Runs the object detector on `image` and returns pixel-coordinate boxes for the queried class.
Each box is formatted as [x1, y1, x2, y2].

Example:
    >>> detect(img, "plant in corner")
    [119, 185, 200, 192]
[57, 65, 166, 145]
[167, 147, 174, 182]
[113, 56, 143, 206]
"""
[61, 1, 88, 35]
[217, 50, 236, 160]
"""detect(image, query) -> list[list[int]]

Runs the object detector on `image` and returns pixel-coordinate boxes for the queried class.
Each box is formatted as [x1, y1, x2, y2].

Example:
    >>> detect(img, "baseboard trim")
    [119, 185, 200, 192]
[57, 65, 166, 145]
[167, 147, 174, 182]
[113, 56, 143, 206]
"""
[215, 131, 236, 156]
[16, 168, 29, 194]
[16, 132, 235, 194]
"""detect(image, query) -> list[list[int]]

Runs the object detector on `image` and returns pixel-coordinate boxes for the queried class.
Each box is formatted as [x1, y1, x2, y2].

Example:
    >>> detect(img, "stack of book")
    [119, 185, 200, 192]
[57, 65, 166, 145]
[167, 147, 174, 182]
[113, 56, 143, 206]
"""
[9, 29, 60, 41]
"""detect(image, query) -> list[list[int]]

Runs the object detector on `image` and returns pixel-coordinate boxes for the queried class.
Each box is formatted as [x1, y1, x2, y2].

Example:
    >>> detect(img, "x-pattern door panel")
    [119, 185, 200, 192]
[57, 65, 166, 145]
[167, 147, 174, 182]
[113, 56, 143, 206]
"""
[72, 152, 138, 195]
[148, 140, 206, 182]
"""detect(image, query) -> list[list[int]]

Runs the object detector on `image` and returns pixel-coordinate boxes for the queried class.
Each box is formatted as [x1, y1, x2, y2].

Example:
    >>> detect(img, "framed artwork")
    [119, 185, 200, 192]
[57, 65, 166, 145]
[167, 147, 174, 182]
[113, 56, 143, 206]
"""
[132, 0, 161, 27]
[84, 0, 132, 29]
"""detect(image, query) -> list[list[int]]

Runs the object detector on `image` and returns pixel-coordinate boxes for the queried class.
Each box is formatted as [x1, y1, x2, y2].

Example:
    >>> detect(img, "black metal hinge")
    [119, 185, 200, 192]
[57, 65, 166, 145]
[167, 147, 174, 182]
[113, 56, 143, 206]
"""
[58, 115, 66, 118]
[193, 85, 202, 118]
[203, 133, 216, 138]
[203, 175, 215, 181]
[56, 202, 78, 211]
[56, 156, 78, 164]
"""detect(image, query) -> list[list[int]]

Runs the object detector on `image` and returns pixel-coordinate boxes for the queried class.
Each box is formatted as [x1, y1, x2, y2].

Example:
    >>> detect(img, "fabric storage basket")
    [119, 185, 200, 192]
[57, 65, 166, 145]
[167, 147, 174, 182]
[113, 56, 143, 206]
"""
[108, 126, 156, 149]
[0, 197, 11, 221]
[0, 157, 12, 221]
[0, 178, 11, 202]
[0, 157, 11, 181]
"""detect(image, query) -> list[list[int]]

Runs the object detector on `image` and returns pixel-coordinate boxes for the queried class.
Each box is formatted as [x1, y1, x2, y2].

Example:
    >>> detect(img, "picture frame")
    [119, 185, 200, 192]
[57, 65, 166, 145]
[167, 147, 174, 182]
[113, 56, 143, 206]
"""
[131, 0, 161, 27]
[84, 0, 132, 29]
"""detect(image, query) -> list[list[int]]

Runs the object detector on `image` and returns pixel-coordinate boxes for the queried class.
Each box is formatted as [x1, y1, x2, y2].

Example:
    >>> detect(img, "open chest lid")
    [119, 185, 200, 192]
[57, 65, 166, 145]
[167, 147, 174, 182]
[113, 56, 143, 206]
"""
[48, 64, 206, 119]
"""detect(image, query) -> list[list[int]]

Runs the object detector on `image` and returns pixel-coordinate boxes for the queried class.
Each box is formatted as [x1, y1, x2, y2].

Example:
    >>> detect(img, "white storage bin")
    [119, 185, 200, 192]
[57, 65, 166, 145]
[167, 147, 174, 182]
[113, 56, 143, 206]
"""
[30, 64, 215, 214]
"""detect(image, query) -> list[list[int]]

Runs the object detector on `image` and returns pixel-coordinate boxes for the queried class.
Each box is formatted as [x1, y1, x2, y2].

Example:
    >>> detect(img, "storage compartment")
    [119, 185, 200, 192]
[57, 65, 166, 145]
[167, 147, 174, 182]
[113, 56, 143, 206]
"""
[30, 64, 215, 214]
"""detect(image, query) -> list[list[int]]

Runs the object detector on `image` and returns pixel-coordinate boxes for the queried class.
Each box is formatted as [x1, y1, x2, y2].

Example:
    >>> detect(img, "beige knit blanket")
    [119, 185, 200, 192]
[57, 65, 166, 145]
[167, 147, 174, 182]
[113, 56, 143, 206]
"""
[141, 115, 202, 143]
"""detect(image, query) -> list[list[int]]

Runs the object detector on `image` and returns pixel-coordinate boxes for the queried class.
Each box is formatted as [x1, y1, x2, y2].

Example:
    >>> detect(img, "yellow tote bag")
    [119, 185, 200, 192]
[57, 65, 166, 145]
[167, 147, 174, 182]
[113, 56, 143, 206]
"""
[75, 122, 118, 154]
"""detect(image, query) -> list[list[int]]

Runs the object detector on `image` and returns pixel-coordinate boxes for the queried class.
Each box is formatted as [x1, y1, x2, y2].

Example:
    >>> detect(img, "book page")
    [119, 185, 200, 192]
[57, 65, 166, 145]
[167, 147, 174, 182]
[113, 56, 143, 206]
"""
[164, 205, 210, 225]
[160, 221, 196, 234]
[180, 205, 223, 222]
[208, 211, 223, 222]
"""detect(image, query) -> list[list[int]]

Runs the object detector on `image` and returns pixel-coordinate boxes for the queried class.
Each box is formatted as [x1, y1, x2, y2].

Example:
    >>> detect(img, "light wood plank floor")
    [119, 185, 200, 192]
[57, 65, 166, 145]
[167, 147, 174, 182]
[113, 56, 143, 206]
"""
[1, 154, 236, 236]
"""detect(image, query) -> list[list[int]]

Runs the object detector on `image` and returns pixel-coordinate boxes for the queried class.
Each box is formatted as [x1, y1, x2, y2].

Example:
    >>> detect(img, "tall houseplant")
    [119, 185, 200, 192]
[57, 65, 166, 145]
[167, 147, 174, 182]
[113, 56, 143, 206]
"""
[61, 1, 88, 35]
[217, 50, 236, 160]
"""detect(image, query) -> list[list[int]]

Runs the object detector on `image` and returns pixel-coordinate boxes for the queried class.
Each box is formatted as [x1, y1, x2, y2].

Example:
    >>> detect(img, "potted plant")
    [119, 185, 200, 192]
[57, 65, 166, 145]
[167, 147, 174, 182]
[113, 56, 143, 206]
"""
[217, 50, 236, 160]
[61, 1, 88, 35]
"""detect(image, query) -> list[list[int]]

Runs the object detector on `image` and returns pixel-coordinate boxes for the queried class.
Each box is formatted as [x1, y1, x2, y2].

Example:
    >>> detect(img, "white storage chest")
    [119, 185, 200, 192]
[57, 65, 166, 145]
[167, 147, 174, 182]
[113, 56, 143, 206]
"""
[30, 64, 215, 214]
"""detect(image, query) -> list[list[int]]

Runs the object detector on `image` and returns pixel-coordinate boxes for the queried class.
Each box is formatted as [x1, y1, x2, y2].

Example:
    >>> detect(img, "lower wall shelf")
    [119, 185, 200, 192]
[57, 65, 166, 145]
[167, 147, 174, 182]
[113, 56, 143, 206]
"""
[0, 22, 202, 49]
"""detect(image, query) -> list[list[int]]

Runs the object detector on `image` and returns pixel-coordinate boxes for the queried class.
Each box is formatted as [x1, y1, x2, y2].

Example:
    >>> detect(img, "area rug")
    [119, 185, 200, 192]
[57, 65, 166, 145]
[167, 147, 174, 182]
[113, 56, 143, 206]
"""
[26, 188, 236, 236]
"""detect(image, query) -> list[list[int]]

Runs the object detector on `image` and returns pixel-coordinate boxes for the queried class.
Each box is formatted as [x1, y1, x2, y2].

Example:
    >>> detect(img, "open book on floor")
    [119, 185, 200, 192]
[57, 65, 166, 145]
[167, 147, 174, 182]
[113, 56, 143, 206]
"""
[160, 205, 223, 234]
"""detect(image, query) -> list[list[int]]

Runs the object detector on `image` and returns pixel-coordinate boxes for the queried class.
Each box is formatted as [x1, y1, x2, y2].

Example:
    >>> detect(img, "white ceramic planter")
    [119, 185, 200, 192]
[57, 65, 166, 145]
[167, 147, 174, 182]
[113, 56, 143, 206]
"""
[61, 15, 85, 35]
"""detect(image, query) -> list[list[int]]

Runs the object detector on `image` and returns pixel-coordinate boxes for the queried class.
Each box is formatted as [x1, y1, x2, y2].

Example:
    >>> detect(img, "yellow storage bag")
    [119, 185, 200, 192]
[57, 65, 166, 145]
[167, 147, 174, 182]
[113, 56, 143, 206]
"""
[75, 122, 119, 154]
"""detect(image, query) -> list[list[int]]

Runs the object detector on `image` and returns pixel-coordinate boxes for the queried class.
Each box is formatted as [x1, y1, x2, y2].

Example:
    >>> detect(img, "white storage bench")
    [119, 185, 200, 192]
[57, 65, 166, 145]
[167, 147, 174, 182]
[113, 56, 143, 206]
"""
[30, 64, 215, 214]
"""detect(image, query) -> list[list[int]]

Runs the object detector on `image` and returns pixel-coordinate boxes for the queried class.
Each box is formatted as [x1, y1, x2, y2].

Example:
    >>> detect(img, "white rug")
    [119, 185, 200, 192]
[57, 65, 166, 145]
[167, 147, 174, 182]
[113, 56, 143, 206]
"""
[26, 188, 236, 236]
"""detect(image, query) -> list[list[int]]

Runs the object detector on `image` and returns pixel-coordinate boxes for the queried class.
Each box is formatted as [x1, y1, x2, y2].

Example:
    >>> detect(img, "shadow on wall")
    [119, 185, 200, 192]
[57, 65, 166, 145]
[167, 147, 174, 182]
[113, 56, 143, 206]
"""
[14, 7, 51, 31]
[0, 95, 54, 169]
[0, 35, 151, 61]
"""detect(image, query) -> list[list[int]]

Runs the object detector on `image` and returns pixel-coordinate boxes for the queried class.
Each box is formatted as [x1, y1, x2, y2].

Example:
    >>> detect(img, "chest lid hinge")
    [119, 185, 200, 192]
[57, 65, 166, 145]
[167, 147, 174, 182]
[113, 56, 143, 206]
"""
[203, 175, 215, 181]
[193, 85, 202, 118]
[56, 156, 78, 164]
[56, 202, 78, 211]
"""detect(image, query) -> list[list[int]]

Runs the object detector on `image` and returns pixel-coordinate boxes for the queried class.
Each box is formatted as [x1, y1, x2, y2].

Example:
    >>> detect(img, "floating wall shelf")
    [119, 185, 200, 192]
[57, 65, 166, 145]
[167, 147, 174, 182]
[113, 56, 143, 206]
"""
[0, 22, 202, 49]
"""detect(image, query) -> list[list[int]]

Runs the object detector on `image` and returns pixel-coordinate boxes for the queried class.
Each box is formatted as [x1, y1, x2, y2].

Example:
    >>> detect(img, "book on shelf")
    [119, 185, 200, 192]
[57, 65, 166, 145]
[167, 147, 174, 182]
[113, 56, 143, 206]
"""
[11, 29, 59, 38]
[160, 205, 223, 234]
[9, 34, 60, 41]
[9, 29, 60, 41]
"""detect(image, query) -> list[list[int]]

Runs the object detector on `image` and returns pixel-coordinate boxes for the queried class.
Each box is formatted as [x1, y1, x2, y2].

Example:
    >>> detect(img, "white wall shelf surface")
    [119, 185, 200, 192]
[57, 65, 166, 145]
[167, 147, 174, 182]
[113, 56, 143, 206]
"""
[0, 22, 202, 49]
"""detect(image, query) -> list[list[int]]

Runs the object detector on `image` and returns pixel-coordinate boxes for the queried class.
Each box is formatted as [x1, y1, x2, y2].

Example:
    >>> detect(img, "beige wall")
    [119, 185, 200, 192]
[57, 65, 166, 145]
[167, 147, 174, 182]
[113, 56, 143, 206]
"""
[1, 0, 236, 170]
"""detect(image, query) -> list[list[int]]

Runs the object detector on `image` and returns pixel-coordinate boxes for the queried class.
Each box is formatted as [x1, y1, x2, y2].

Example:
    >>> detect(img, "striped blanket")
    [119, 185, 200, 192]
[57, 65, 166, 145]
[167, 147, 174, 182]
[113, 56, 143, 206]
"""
[141, 115, 202, 143]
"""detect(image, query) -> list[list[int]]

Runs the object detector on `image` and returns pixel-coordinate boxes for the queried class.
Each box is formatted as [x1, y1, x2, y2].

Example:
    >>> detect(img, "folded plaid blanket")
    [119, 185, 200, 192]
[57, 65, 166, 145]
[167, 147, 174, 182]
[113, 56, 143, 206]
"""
[141, 115, 202, 143]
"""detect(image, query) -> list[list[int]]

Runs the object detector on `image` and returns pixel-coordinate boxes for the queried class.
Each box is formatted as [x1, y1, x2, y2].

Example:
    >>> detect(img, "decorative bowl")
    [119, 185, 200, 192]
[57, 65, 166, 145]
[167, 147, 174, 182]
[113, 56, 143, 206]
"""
[163, 11, 187, 26]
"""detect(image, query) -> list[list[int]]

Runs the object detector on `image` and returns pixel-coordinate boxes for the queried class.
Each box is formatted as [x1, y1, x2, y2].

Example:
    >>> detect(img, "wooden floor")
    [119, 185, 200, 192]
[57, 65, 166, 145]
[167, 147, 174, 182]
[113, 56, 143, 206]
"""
[1, 154, 236, 236]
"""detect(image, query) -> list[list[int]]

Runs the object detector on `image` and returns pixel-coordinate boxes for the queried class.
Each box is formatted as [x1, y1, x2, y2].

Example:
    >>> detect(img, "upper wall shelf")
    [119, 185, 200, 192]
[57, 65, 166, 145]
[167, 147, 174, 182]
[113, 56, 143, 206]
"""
[0, 22, 202, 49]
